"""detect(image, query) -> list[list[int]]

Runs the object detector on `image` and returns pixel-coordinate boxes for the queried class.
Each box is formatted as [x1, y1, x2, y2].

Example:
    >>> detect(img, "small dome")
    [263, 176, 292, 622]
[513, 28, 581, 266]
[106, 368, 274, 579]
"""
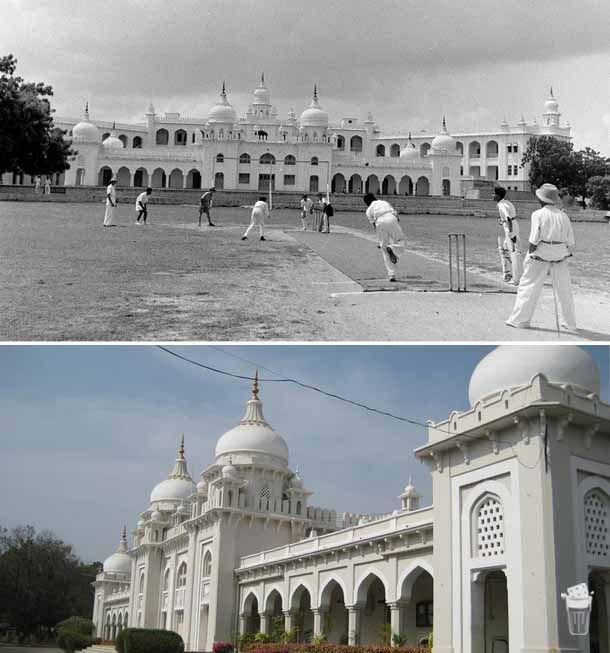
[150, 509, 164, 522]
[150, 438, 196, 503]
[176, 503, 189, 516]
[252, 74, 270, 105]
[291, 471, 303, 489]
[431, 117, 454, 152]
[221, 462, 239, 479]
[102, 124, 124, 150]
[136, 518, 145, 529]
[468, 345, 600, 406]
[197, 479, 208, 493]
[400, 134, 419, 160]
[215, 373, 289, 466]
[544, 89, 559, 113]
[72, 105, 99, 142]
[402, 479, 418, 497]
[300, 87, 328, 128]
[103, 527, 130, 574]
[208, 83, 237, 124]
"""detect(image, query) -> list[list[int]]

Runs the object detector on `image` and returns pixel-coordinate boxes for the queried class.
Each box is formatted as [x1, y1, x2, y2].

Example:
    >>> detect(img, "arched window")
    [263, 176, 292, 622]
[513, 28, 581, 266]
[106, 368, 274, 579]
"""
[139, 573, 145, 594]
[102, 132, 110, 141]
[296, 501, 302, 515]
[163, 568, 170, 591]
[257, 130, 268, 141]
[390, 143, 400, 157]
[118, 135, 128, 147]
[240, 153, 251, 164]
[216, 153, 224, 163]
[375, 144, 385, 157]
[310, 157, 319, 166]
[259, 153, 275, 165]
[473, 495, 504, 558]
[284, 155, 296, 166]
[336, 135, 345, 150]
[456, 141, 464, 155]
[585, 489, 609, 560]
[350, 135, 363, 152]
[420, 143, 431, 157]
[174, 129, 187, 146]
[310, 176, 319, 192]
[202, 552, 212, 577]
[133, 136, 142, 149]
[156, 129, 169, 145]
[176, 562, 187, 588]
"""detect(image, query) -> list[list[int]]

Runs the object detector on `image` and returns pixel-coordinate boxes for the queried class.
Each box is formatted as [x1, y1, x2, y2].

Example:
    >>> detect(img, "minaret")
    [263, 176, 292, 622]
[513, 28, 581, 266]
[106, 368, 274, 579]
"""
[241, 371, 267, 424]
[399, 477, 421, 512]
[117, 524, 128, 552]
[146, 101, 155, 145]
[169, 435, 192, 480]
[542, 87, 561, 128]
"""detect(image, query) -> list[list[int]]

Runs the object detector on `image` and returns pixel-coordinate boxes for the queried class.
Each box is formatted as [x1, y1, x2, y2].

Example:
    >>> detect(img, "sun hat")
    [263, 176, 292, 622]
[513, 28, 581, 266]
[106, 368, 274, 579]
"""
[535, 183, 560, 205]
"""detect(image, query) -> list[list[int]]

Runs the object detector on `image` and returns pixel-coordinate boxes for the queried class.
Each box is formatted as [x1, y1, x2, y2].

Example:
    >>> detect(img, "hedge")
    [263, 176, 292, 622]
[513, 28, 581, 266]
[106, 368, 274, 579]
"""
[243, 644, 431, 653]
[56, 617, 94, 636]
[56, 630, 95, 652]
[115, 628, 185, 653]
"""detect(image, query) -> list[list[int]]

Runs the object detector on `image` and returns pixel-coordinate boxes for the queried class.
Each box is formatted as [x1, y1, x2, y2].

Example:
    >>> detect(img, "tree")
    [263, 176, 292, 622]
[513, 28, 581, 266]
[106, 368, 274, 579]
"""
[521, 136, 578, 193]
[0, 54, 73, 178]
[572, 148, 610, 206]
[586, 175, 610, 210]
[0, 525, 98, 637]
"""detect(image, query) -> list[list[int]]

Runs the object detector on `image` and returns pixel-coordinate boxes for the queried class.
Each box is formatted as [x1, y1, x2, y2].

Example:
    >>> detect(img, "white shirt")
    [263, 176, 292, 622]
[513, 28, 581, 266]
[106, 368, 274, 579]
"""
[252, 200, 270, 218]
[529, 205, 575, 247]
[106, 184, 116, 204]
[497, 199, 516, 221]
[136, 192, 149, 209]
[365, 200, 397, 226]
[300, 198, 313, 212]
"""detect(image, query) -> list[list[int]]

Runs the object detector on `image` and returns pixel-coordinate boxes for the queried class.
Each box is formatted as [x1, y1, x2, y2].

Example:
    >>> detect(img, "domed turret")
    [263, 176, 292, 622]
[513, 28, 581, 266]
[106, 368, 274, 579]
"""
[431, 117, 455, 153]
[215, 371, 289, 466]
[103, 526, 131, 574]
[197, 478, 208, 494]
[150, 437, 196, 503]
[400, 133, 419, 161]
[150, 509, 164, 522]
[290, 469, 304, 489]
[252, 73, 271, 105]
[221, 458, 239, 480]
[102, 122, 124, 150]
[544, 87, 559, 113]
[300, 85, 329, 128]
[208, 82, 237, 124]
[72, 103, 100, 143]
[468, 346, 600, 406]
[399, 478, 421, 512]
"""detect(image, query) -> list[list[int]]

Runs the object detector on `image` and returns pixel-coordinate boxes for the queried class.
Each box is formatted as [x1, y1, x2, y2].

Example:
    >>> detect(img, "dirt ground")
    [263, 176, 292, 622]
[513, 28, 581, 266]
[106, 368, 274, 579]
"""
[1, 201, 608, 341]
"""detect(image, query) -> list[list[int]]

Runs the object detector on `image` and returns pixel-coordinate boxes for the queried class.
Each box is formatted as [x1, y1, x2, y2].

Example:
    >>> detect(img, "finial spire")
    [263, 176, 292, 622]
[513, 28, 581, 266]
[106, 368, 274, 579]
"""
[261, 72, 265, 86]
[442, 115, 447, 132]
[222, 80, 226, 95]
[179, 435, 185, 458]
[84, 101, 89, 119]
[112, 120, 116, 131]
[313, 84, 318, 100]
[121, 524, 127, 540]
[252, 369, 260, 400]
[550, 85, 554, 98]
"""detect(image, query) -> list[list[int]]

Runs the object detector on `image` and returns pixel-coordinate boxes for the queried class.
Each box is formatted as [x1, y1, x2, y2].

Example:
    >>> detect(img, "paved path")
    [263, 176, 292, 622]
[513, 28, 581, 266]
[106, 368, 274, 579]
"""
[290, 230, 514, 293]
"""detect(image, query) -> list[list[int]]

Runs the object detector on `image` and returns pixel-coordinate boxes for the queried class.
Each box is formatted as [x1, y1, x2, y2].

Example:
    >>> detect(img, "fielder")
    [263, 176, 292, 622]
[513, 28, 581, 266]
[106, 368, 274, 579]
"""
[241, 197, 269, 241]
[199, 187, 216, 227]
[506, 183, 577, 331]
[103, 178, 117, 227]
[300, 194, 313, 230]
[364, 193, 405, 282]
[135, 187, 152, 224]
[494, 186, 522, 284]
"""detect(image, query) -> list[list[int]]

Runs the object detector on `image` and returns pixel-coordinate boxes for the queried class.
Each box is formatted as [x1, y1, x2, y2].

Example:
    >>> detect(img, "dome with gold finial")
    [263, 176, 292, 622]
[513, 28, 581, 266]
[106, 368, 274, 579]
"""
[215, 371, 289, 466]
[150, 437, 196, 503]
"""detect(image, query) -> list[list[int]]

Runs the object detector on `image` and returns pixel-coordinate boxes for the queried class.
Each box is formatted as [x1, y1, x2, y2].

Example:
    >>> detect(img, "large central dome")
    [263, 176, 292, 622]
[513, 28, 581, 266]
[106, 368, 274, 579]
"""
[215, 374, 289, 466]
[468, 345, 600, 405]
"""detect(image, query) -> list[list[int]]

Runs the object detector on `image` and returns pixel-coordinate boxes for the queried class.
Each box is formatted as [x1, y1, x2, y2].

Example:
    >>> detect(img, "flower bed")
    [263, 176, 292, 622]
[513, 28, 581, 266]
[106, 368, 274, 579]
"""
[243, 644, 431, 653]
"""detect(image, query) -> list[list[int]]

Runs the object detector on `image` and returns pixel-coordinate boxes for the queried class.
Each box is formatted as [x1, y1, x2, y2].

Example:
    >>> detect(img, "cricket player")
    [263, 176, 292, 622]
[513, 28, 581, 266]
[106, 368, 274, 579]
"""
[364, 193, 405, 282]
[300, 194, 313, 230]
[199, 187, 216, 227]
[241, 196, 270, 241]
[135, 187, 152, 224]
[506, 183, 576, 331]
[103, 178, 117, 227]
[494, 186, 522, 284]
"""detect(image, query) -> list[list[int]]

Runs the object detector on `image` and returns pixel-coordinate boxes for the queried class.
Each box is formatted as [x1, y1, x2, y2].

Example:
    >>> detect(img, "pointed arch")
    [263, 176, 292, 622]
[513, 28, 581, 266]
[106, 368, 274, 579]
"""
[397, 560, 434, 602]
[354, 568, 391, 604]
[241, 589, 261, 614]
[318, 576, 348, 610]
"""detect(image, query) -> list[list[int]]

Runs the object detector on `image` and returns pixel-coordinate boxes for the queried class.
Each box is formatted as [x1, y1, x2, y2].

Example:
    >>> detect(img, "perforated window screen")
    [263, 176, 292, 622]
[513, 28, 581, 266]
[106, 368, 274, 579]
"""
[585, 490, 609, 559]
[476, 496, 504, 558]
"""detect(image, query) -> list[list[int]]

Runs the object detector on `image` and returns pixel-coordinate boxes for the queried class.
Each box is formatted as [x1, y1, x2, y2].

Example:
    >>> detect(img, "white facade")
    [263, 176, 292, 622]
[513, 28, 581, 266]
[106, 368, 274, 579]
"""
[94, 347, 609, 652]
[20, 83, 569, 198]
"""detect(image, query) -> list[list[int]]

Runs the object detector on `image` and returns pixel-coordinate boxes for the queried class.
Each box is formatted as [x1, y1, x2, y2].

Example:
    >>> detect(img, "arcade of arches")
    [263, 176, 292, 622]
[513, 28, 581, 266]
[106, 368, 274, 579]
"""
[97, 166, 202, 189]
[332, 173, 434, 196]
[239, 568, 433, 646]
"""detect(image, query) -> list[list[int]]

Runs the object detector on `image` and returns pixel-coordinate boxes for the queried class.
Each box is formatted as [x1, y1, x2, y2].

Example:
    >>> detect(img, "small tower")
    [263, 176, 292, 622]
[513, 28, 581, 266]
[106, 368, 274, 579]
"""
[542, 86, 561, 128]
[146, 102, 156, 146]
[399, 477, 421, 512]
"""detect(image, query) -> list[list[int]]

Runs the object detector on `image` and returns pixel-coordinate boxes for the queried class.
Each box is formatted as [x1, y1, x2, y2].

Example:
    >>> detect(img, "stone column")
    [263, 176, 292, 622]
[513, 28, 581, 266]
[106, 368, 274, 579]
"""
[312, 609, 326, 637]
[239, 614, 247, 636]
[283, 610, 293, 632]
[388, 603, 403, 644]
[259, 611, 270, 635]
[347, 606, 361, 645]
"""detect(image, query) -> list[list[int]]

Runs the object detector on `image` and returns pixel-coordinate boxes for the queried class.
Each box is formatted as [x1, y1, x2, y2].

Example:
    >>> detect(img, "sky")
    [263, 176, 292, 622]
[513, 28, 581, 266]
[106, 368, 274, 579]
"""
[0, 344, 608, 564]
[1, 0, 609, 154]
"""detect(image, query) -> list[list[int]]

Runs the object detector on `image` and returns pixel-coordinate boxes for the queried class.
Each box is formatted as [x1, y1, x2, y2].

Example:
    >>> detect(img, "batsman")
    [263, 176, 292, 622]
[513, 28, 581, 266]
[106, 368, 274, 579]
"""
[494, 186, 522, 285]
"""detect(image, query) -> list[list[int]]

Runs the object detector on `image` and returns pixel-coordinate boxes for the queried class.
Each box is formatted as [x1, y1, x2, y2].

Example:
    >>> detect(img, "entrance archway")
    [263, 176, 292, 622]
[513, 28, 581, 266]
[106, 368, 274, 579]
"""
[365, 175, 379, 195]
[382, 175, 396, 195]
[356, 574, 389, 645]
[589, 571, 609, 653]
[319, 579, 348, 644]
[442, 179, 451, 196]
[471, 570, 508, 653]
[169, 168, 184, 189]
[214, 172, 224, 189]
[348, 174, 362, 194]
[151, 168, 166, 188]
[98, 167, 113, 186]
[116, 167, 131, 187]
[134, 168, 148, 188]
[332, 174, 346, 193]
[291, 585, 314, 643]
[399, 175, 413, 195]
[243, 593, 260, 634]
[415, 176, 430, 196]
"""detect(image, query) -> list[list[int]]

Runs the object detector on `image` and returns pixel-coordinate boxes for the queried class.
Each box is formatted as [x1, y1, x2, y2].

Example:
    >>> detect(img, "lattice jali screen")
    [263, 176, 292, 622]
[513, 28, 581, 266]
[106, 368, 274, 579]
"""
[585, 490, 609, 559]
[476, 496, 505, 558]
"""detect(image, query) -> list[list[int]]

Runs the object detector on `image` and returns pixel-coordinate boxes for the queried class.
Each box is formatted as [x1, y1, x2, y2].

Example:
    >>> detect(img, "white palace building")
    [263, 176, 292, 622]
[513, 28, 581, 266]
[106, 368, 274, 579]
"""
[6, 79, 570, 197]
[92, 346, 610, 653]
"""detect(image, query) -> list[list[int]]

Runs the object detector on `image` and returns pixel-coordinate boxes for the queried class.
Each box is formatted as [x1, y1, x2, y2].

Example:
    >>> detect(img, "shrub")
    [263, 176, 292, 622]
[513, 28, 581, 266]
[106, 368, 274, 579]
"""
[213, 643, 234, 653]
[116, 628, 184, 653]
[56, 617, 95, 637]
[238, 633, 256, 650]
[242, 643, 431, 653]
[253, 633, 271, 644]
[57, 630, 95, 652]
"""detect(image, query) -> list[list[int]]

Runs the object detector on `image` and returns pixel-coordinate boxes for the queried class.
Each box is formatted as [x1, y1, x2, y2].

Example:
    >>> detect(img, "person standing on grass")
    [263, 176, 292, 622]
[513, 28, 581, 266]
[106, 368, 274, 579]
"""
[364, 193, 405, 282]
[505, 183, 577, 332]
[34, 176, 41, 194]
[300, 194, 313, 230]
[199, 187, 216, 227]
[103, 178, 118, 227]
[135, 187, 152, 224]
[44, 177, 51, 195]
[494, 186, 522, 285]
[241, 196, 270, 241]
[316, 193, 327, 232]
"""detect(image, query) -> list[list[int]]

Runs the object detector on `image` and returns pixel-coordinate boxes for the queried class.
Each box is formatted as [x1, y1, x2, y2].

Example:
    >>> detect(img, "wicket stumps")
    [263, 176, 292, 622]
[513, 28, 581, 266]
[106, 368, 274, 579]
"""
[448, 233, 467, 292]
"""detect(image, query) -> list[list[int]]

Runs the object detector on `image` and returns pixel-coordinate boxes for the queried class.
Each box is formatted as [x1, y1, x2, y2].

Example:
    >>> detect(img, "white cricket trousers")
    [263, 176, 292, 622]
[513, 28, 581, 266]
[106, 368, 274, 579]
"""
[507, 255, 576, 329]
[104, 203, 115, 226]
[243, 209, 265, 238]
[376, 214, 405, 279]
